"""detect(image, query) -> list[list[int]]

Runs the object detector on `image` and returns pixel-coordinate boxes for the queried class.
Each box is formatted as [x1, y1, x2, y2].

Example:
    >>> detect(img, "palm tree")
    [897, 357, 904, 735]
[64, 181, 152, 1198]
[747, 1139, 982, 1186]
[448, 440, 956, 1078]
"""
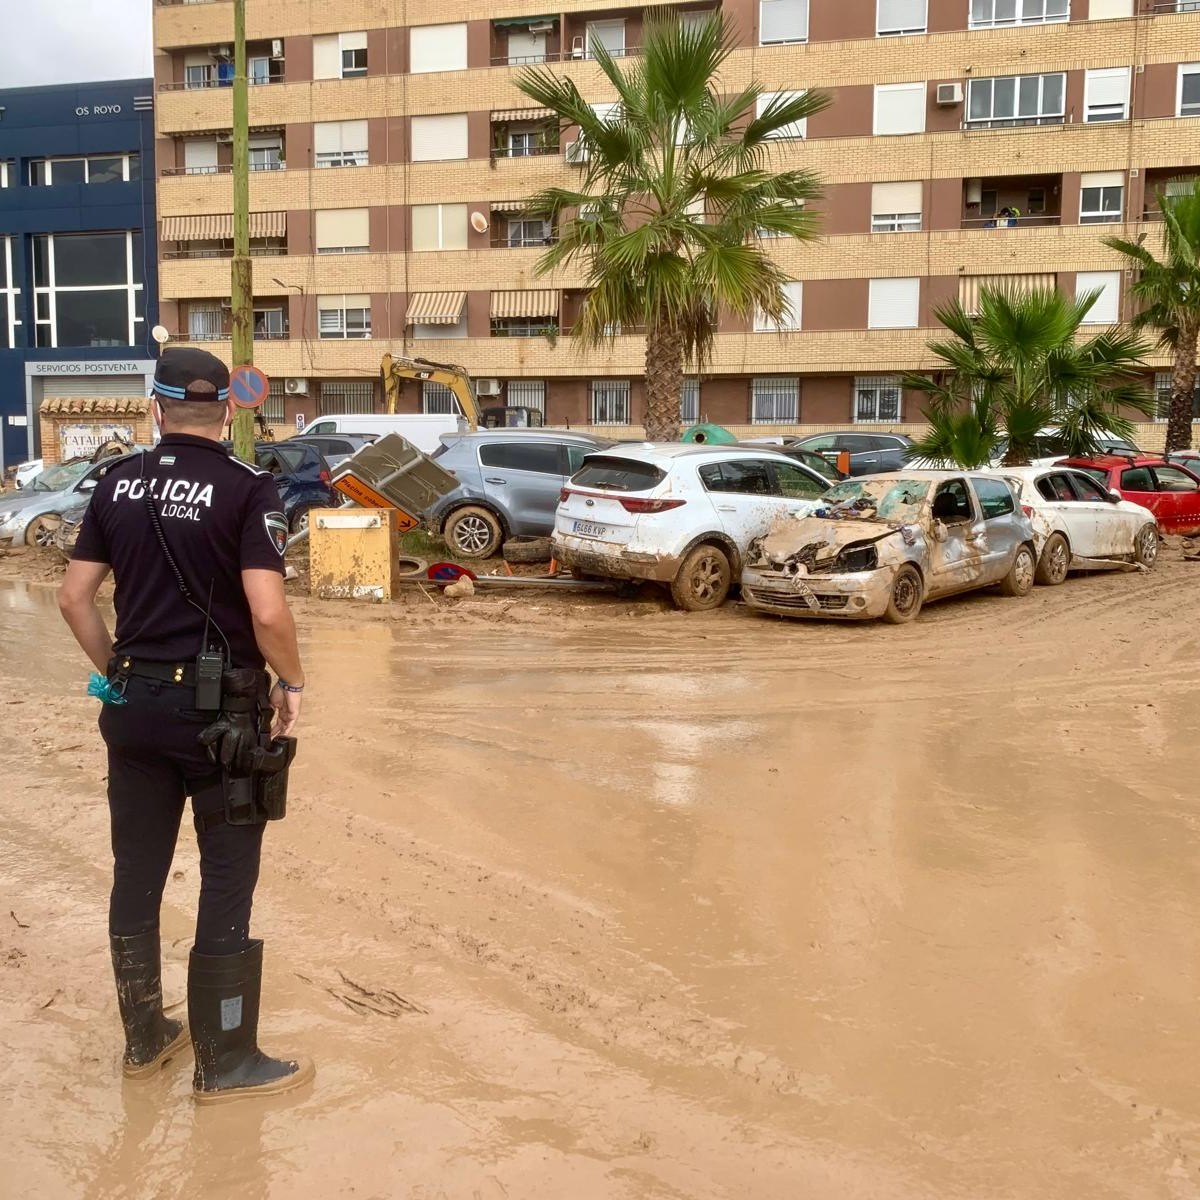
[905, 286, 1152, 468]
[1103, 179, 1200, 454]
[515, 10, 828, 440]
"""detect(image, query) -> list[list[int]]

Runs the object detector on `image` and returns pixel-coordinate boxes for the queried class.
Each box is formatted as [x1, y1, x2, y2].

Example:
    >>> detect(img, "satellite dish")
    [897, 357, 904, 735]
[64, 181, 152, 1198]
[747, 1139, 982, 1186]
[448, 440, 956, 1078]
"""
[151, 324, 170, 345]
[470, 211, 490, 234]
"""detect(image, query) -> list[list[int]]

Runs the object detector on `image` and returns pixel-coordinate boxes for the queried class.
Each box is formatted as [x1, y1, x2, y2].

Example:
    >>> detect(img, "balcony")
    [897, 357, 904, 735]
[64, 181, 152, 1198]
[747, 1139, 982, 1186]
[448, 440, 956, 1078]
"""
[160, 128, 286, 178]
[1142, 168, 1200, 218]
[159, 40, 284, 92]
[490, 111, 560, 160]
[489, 210, 558, 250]
[960, 173, 1063, 229]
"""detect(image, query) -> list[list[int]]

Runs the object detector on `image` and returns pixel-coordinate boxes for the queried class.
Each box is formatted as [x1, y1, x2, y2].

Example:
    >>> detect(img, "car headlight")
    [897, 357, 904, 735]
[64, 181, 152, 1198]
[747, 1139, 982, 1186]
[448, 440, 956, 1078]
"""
[836, 543, 879, 573]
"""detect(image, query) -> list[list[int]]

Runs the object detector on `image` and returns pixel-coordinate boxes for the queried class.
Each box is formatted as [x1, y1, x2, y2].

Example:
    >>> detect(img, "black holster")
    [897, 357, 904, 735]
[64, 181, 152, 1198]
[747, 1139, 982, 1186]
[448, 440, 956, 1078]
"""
[221, 736, 297, 827]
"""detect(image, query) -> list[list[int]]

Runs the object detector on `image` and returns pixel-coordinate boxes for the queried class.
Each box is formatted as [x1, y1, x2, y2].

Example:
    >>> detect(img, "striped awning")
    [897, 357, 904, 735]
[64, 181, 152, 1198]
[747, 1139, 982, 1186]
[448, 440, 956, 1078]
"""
[959, 273, 1056, 314]
[490, 199, 534, 213]
[160, 211, 286, 241]
[491, 289, 559, 319]
[406, 292, 467, 325]
[491, 107, 554, 122]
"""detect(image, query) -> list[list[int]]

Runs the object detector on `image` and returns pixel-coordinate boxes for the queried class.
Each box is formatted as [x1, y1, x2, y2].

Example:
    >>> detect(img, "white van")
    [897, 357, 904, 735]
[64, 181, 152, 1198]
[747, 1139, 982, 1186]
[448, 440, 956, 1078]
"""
[300, 413, 465, 454]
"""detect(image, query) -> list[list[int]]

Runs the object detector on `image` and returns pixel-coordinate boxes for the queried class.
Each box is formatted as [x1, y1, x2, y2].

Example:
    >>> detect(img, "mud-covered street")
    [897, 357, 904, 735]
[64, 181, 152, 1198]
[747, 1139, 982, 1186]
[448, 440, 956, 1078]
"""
[3, 559, 1200, 1199]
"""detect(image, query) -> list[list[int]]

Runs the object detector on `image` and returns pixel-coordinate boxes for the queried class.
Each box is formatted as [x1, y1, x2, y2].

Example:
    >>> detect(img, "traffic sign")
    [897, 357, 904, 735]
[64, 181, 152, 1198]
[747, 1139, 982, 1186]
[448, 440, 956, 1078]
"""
[229, 364, 270, 409]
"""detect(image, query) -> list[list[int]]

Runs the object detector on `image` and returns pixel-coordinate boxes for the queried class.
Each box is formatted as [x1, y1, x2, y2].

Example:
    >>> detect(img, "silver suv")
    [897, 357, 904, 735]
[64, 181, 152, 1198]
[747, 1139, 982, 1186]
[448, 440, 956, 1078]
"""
[428, 430, 614, 558]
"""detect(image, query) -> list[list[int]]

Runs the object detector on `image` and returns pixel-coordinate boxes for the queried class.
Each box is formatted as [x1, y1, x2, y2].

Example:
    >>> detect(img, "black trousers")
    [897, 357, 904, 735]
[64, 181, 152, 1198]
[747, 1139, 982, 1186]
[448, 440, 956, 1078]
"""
[99, 675, 265, 955]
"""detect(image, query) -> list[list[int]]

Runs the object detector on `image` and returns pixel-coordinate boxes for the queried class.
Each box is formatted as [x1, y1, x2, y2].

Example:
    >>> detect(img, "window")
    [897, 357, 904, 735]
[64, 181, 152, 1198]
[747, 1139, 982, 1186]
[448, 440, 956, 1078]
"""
[756, 91, 807, 139]
[868, 278, 920, 329]
[263, 381, 286, 425]
[0, 237, 19, 350]
[313, 32, 368, 79]
[932, 480, 974, 520]
[412, 204, 468, 252]
[314, 120, 369, 168]
[318, 294, 371, 339]
[877, 0, 927, 35]
[1080, 171, 1123, 224]
[422, 381, 460, 414]
[759, 0, 808, 44]
[32, 232, 144, 349]
[969, 0, 1068, 27]
[959, 273, 1055, 313]
[751, 377, 799, 424]
[507, 380, 546, 414]
[506, 29, 547, 65]
[773, 462, 826, 499]
[754, 282, 803, 332]
[590, 380, 631, 425]
[871, 182, 923, 232]
[1066, 472, 1111, 502]
[1084, 68, 1130, 123]
[1089, 0, 1132, 15]
[1153, 466, 1200, 493]
[184, 140, 218, 175]
[188, 306, 223, 341]
[410, 114, 468, 162]
[1153, 372, 1200, 421]
[315, 208, 370, 254]
[1076, 271, 1120, 324]
[0, 161, 8, 189]
[504, 217, 551, 248]
[873, 83, 926, 135]
[253, 306, 286, 338]
[1121, 467, 1154, 491]
[586, 20, 626, 58]
[700, 459, 775, 494]
[478, 442, 562, 473]
[320, 381, 374, 415]
[414, 313, 467, 340]
[491, 317, 550, 337]
[966, 74, 1066, 127]
[681, 377, 700, 425]
[29, 154, 139, 186]
[1179, 65, 1200, 118]
[410, 23, 468, 73]
[248, 135, 283, 172]
[855, 375, 902, 422]
[974, 477, 1016, 519]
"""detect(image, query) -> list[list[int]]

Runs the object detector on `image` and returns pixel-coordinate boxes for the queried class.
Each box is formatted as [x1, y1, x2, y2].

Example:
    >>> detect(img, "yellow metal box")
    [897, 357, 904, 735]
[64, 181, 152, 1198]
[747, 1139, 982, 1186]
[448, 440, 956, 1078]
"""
[308, 508, 401, 601]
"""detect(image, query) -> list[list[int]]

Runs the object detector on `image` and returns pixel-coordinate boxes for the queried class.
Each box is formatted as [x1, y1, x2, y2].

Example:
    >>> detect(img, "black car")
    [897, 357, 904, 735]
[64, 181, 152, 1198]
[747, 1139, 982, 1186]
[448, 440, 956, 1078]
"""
[287, 433, 376, 473]
[790, 432, 914, 477]
[224, 441, 337, 533]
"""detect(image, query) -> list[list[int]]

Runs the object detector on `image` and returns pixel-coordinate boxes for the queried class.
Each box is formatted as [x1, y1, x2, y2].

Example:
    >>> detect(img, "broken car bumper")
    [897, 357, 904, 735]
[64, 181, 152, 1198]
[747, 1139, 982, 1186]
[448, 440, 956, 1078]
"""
[552, 535, 677, 583]
[741, 565, 895, 620]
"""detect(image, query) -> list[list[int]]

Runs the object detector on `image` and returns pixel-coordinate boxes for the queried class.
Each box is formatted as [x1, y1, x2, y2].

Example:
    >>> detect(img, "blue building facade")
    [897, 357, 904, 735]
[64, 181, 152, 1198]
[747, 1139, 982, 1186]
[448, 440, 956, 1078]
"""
[0, 79, 158, 470]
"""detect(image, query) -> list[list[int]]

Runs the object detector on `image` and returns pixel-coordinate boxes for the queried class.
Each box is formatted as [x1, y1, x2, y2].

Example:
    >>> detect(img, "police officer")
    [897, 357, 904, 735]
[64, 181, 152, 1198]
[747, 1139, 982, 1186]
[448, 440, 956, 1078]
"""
[58, 347, 314, 1103]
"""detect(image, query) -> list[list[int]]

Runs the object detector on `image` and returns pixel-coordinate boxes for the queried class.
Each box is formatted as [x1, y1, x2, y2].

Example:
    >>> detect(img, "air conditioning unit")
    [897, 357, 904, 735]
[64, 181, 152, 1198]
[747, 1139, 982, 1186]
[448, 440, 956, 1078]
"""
[475, 377, 501, 397]
[284, 377, 309, 395]
[936, 82, 964, 106]
[564, 139, 588, 165]
[213, 45, 232, 60]
[528, 20, 555, 33]
[271, 39, 284, 58]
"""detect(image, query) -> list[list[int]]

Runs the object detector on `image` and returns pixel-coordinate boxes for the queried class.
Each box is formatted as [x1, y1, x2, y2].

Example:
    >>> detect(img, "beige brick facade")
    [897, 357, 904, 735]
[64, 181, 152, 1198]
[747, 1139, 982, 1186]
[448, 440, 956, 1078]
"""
[153, 1, 1200, 430]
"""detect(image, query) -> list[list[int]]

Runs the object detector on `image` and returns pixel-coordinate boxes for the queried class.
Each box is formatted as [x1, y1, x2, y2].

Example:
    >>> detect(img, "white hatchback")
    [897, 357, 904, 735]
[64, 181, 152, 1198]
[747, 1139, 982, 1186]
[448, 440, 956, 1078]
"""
[553, 445, 829, 610]
[983, 465, 1159, 584]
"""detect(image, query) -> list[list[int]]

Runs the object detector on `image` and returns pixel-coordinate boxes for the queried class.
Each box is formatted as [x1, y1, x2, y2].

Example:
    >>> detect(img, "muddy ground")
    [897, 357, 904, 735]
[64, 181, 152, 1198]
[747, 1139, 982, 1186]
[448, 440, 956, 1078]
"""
[2, 545, 1199, 1199]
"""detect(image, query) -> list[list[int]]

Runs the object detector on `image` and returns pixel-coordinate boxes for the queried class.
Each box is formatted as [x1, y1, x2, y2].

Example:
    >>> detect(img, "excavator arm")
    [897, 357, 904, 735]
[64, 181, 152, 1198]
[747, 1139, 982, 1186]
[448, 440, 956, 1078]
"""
[380, 353, 480, 426]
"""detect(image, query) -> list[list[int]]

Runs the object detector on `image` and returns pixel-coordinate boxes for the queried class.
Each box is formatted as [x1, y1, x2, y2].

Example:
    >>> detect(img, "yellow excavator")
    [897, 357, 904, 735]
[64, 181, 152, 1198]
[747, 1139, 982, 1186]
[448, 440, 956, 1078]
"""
[380, 354, 545, 429]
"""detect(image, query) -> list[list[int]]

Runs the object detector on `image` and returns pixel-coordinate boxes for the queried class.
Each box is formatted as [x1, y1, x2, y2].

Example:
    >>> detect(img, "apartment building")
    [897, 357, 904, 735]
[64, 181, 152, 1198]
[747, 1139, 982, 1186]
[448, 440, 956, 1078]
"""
[0, 80, 158, 470]
[152, 0, 1200, 440]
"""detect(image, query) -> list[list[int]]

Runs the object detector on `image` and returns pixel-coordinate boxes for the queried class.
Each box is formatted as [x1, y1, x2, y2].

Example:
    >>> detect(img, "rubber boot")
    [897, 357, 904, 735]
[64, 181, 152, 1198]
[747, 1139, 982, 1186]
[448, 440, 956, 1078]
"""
[188, 939, 314, 1105]
[110, 930, 190, 1079]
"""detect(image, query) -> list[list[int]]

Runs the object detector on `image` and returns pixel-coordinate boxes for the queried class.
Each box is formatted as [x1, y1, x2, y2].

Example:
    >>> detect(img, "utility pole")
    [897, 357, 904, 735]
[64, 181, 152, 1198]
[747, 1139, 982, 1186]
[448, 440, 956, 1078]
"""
[230, 0, 255, 463]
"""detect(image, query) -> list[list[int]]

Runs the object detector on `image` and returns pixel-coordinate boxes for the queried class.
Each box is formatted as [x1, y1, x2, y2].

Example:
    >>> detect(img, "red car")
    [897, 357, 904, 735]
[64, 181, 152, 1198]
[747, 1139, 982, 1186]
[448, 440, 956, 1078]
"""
[1062, 455, 1200, 535]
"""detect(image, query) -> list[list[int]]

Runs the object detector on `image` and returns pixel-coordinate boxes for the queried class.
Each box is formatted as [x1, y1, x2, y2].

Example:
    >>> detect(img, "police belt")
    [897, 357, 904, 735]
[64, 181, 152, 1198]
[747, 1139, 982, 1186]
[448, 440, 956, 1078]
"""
[113, 656, 199, 688]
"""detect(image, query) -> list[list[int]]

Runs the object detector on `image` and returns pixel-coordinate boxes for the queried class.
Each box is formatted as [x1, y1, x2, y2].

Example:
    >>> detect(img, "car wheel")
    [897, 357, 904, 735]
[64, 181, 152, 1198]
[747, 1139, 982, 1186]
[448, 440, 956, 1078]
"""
[882, 564, 924, 624]
[670, 543, 731, 612]
[446, 506, 502, 559]
[999, 544, 1036, 597]
[26, 513, 62, 549]
[289, 507, 311, 535]
[1134, 524, 1160, 567]
[1035, 532, 1070, 586]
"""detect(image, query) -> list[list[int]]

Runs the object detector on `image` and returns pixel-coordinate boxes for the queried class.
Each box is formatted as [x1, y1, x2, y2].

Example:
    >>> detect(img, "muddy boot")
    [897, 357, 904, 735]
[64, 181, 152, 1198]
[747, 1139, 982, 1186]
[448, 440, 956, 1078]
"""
[188, 940, 314, 1105]
[110, 930, 190, 1079]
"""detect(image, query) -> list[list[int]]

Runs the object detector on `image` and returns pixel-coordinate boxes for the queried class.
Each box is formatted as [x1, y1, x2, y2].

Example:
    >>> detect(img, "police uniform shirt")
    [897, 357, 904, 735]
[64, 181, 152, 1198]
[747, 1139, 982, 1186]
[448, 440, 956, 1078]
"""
[72, 434, 288, 668]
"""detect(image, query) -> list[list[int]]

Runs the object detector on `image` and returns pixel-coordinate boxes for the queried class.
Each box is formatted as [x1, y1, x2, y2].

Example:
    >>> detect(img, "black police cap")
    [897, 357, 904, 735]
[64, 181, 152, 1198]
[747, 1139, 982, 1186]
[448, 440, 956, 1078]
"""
[153, 347, 231, 403]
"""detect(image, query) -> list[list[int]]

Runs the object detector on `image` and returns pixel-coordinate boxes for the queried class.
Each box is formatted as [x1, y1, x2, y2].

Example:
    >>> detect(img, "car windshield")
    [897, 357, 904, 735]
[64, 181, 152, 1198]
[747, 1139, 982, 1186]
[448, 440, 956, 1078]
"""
[820, 477, 929, 521]
[1074, 466, 1111, 485]
[33, 460, 92, 493]
[572, 457, 665, 492]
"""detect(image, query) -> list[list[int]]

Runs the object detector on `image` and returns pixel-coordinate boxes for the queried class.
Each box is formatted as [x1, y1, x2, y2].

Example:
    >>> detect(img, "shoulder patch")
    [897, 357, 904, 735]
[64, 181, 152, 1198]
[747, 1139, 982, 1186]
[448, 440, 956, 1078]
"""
[264, 511, 289, 556]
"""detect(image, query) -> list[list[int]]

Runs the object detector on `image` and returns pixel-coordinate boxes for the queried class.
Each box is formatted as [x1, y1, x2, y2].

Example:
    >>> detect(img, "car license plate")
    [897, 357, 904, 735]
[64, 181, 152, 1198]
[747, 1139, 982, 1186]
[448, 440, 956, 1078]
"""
[572, 520, 607, 539]
[794, 580, 820, 610]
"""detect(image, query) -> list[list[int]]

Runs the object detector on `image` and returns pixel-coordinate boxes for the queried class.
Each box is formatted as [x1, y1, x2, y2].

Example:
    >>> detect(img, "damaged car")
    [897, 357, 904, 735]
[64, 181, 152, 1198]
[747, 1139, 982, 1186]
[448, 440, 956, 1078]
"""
[740, 472, 1038, 624]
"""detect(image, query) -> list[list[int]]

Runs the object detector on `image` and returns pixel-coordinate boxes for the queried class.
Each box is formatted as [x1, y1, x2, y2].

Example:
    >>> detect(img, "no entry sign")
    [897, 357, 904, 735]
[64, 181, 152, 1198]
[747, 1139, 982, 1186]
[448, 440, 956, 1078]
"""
[230, 364, 270, 409]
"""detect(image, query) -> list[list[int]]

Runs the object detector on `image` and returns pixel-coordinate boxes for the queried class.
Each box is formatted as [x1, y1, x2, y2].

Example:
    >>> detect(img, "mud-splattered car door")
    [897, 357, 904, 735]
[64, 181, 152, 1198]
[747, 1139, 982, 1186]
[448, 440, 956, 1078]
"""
[698, 458, 794, 553]
[925, 478, 991, 596]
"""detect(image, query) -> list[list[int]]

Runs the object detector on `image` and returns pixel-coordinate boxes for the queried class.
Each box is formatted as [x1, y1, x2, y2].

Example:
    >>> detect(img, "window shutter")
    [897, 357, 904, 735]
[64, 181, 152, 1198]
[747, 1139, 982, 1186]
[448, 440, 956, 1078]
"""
[868, 278, 920, 328]
[877, 0, 927, 34]
[871, 181, 922, 217]
[756, 91, 807, 138]
[959, 273, 1056, 313]
[411, 206, 439, 251]
[439, 204, 468, 250]
[340, 31, 367, 51]
[411, 114, 469, 161]
[184, 140, 218, 171]
[759, 0, 808, 44]
[312, 34, 341, 79]
[1080, 171, 1124, 190]
[410, 23, 468, 73]
[1088, 0, 1133, 16]
[874, 83, 926, 135]
[1076, 271, 1120, 324]
[1085, 68, 1129, 119]
[315, 208, 369, 251]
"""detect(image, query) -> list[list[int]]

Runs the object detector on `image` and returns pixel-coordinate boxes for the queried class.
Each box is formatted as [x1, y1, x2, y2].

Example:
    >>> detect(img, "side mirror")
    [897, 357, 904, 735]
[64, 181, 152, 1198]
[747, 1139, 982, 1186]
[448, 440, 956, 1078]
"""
[78, 478, 98, 492]
[932, 520, 949, 543]
[1108, 488, 1122, 503]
